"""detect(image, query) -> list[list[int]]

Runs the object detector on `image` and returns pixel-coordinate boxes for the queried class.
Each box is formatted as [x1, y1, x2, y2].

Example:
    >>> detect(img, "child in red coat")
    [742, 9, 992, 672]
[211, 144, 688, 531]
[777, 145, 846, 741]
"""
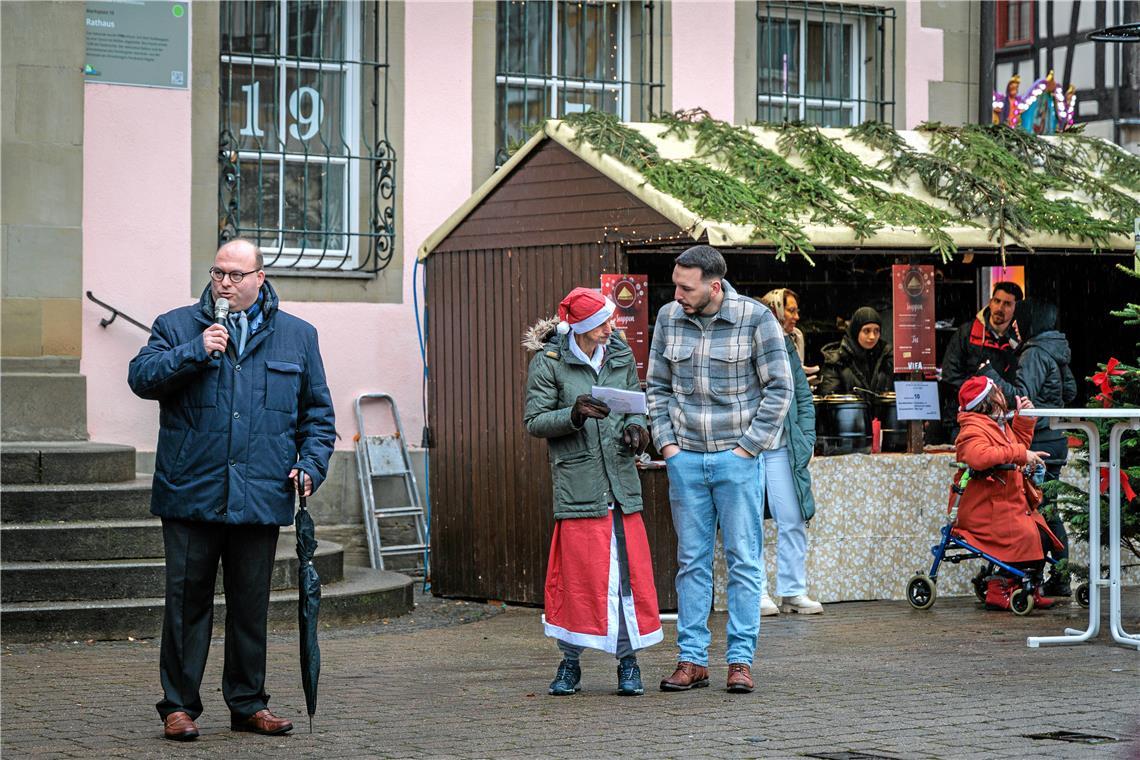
[954, 376, 1063, 610]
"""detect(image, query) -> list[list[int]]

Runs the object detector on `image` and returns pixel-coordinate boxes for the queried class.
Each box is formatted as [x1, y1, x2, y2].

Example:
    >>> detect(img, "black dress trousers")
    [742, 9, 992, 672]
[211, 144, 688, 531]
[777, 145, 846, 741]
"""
[156, 518, 280, 720]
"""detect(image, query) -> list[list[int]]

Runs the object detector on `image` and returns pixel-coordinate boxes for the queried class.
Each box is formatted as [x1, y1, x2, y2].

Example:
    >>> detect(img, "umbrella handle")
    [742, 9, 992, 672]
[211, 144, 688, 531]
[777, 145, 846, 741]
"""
[296, 470, 308, 511]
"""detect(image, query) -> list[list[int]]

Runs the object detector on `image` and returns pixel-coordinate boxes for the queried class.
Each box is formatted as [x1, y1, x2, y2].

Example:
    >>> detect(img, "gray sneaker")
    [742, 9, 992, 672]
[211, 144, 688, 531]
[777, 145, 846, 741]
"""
[617, 655, 643, 696]
[548, 659, 581, 696]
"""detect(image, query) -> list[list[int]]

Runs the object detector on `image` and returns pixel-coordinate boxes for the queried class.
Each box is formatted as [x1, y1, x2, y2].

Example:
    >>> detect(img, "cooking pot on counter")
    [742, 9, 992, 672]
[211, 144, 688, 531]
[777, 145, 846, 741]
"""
[814, 394, 870, 455]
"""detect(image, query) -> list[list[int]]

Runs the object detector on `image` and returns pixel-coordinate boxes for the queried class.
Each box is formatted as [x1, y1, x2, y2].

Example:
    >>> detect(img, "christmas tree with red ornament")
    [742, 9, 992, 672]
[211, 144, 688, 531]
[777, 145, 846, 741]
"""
[1053, 264, 1140, 576]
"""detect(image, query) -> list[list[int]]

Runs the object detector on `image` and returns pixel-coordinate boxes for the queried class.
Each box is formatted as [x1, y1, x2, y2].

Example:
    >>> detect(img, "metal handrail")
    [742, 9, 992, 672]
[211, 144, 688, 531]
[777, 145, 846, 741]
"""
[85, 291, 150, 333]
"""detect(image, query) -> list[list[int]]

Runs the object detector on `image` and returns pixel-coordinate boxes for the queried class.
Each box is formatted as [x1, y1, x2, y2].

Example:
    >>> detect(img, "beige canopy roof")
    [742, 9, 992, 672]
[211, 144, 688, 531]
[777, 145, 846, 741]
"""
[419, 119, 1137, 260]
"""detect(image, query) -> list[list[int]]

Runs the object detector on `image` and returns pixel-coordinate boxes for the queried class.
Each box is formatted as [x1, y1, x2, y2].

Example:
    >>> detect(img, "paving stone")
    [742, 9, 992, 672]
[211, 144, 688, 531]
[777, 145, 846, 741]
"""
[2, 590, 1138, 757]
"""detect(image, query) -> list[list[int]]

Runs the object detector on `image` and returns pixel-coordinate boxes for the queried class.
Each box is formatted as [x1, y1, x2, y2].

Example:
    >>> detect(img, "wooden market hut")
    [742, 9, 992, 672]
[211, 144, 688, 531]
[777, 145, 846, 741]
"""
[418, 115, 1138, 606]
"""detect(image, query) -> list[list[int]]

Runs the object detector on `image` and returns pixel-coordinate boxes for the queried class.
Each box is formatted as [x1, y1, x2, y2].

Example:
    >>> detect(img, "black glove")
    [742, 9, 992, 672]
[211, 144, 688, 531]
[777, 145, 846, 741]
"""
[622, 423, 650, 456]
[570, 394, 610, 427]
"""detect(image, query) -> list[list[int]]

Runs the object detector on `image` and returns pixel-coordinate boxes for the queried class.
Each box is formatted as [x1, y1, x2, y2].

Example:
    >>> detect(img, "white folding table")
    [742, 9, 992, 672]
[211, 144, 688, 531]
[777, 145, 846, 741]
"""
[1022, 408, 1139, 650]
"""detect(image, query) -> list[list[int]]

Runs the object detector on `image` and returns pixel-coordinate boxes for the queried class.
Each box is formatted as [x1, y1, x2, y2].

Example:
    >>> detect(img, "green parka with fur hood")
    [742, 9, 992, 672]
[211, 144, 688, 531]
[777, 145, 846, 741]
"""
[523, 318, 646, 519]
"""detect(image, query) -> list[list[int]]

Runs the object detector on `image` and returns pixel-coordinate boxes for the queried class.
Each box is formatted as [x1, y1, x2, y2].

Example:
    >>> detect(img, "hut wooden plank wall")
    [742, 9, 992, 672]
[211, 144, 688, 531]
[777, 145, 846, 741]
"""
[426, 140, 683, 606]
[422, 120, 1137, 608]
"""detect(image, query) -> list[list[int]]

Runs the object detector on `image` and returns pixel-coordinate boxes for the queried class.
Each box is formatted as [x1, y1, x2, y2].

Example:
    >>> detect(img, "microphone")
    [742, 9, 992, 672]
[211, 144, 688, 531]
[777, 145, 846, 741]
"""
[211, 297, 230, 360]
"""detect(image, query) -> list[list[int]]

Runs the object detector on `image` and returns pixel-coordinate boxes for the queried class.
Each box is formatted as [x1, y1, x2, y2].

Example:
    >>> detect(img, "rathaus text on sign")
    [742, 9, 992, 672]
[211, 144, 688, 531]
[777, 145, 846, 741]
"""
[84, 1, 189, 90]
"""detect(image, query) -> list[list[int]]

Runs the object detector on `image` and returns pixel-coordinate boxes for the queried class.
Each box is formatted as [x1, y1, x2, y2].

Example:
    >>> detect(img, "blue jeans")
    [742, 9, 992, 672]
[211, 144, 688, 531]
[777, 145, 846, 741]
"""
[666, 448, 765, 666]
[759, 446, 808, 598]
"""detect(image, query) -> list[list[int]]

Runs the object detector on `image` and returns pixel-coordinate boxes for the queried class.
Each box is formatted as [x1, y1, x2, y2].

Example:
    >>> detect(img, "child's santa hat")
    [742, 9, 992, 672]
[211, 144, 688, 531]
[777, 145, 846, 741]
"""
[557, 287, 615, 335]
[958, 375, 995, 411]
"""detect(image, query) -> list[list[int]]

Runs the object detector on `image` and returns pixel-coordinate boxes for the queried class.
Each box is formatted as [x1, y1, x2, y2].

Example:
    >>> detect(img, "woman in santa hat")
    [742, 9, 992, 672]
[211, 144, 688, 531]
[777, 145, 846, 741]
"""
[523, 287, 662, 696]
[953, 376, 1062, 610]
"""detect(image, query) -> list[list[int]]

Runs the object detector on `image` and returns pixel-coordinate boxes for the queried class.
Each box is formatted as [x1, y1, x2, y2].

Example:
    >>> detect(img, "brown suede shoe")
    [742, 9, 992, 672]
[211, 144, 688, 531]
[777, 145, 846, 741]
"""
[163, 711, 199, 741]
[726, 662, 754, 693]
[659, 661, 710, 691]
[230, 709, 294, 736]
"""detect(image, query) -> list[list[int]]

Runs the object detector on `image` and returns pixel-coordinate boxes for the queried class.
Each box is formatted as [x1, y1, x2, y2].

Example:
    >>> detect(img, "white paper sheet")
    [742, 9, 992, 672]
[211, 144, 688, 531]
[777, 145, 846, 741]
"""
[590, 386, 647, 415]
[893, 381, 941, 420]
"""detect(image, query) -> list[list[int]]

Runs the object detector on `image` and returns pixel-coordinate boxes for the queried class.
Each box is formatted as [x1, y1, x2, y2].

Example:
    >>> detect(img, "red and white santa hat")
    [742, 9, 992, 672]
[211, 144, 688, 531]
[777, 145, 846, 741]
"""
[958, 375, 995, 411]
[557, 287, 615, 335]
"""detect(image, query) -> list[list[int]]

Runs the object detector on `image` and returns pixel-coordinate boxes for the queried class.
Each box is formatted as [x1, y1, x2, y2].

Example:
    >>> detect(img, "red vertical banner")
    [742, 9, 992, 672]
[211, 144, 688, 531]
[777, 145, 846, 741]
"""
[892, 265, 936, 373]
[600, 274, 649, 382]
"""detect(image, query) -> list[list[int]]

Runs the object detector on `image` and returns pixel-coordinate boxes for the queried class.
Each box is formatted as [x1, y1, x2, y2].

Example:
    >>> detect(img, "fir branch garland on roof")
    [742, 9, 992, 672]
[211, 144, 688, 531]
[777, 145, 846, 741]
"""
[551, 110, 1139, 263]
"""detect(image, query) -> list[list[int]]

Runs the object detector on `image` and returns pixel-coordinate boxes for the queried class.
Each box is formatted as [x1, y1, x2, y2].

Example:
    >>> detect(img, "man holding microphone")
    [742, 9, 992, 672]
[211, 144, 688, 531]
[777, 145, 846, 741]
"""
[129, 238, 335, 741]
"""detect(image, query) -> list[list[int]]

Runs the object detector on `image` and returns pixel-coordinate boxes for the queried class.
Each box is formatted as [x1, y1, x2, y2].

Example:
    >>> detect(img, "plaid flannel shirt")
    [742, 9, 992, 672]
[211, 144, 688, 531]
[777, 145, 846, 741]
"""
[646, 281, 793, 455]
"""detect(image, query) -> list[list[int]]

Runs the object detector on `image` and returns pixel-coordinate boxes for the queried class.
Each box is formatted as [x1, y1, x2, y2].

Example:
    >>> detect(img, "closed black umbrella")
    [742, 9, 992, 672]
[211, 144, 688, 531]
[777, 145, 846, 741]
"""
[295, 471, 321, 733]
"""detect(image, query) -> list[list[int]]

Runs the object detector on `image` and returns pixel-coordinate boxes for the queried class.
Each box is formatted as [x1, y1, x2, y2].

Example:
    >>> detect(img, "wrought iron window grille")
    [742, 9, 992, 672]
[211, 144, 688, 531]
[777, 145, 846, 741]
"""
[219, 0, 396, 274]
[494, 0, 665, 167]
[756, 1, 895, 127]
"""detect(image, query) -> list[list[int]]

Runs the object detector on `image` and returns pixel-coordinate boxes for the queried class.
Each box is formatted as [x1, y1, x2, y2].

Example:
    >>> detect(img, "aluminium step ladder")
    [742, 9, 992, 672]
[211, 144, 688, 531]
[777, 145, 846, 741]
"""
[354, 393, 429, 577]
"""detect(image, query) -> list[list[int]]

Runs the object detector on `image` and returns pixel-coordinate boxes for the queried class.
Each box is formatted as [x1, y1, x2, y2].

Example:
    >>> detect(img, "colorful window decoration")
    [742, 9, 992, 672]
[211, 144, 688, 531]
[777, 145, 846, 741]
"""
[991, 70, 1076, 134]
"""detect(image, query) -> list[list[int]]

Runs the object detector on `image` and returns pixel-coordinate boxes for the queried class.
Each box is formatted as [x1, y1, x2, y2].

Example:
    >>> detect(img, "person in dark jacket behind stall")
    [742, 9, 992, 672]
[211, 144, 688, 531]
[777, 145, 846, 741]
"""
[981, 298, 1077, 597]
[128, 239, 335, 742]
[940, 281, 1022, 435]
[817, 307, 893, 396]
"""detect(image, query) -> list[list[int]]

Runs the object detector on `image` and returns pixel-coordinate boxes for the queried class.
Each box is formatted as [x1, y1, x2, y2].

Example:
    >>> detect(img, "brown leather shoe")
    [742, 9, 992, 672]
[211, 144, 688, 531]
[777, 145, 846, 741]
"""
[659, 661, 709, 691]
[230, 709, 293, 735]
[727, 662, 754, 693]
[163, 711, 199, 741]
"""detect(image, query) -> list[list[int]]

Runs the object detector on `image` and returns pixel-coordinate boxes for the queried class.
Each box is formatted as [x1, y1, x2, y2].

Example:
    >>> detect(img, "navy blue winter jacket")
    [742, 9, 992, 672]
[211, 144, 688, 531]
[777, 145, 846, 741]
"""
[128, 281, 336, 526]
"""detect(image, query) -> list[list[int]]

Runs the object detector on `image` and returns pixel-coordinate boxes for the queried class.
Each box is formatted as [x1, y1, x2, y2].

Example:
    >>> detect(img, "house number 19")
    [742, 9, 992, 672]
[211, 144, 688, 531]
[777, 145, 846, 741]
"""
[241, 82, 325, 141]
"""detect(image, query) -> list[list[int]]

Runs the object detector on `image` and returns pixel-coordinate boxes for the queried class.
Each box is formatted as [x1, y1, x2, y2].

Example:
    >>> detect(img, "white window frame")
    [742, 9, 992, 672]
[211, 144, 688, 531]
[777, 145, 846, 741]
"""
[496, 1, 633, 133]
[221, 0, 361, 270]
[756, 8, 864, 127]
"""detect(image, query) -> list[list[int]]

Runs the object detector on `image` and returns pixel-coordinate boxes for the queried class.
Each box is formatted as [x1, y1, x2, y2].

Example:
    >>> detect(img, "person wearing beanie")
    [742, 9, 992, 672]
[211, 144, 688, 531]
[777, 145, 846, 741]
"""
[980, 298, 1077, 596]
[523, 286, 662, 697]
[817, 306, 893, 396]
[953, 377, 1062, 611]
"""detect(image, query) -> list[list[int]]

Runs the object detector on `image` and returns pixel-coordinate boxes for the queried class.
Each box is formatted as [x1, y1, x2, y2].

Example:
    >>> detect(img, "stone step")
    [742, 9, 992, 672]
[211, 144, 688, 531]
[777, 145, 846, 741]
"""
[0, 478, 153, 522]
[0, 442, 136, 485]
[0, 567, 414, 642]
[2, 519, 163, 561]
[0, 540, 345, 603]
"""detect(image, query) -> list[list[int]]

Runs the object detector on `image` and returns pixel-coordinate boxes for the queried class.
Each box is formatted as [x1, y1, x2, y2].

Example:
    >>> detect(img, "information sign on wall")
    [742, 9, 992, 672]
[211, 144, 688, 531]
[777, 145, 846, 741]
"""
[600, 274, 649, 382]
[893, 381, 942, 420]
[892, 264, 936, 373]
[85, 1, 189, 89]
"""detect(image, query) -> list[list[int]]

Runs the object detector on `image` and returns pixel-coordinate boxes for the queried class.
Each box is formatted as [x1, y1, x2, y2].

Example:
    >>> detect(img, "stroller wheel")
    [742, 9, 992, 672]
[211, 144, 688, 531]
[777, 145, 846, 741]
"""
[1075, 583, 1090, 608]
[1009, 588, 1034, 616]
[906, 574, 936, 610]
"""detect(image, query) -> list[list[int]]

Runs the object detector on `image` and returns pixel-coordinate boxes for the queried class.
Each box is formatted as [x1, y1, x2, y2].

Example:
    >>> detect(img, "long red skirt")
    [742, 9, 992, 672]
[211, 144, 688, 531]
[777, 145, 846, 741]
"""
[543, 510, 662, 653]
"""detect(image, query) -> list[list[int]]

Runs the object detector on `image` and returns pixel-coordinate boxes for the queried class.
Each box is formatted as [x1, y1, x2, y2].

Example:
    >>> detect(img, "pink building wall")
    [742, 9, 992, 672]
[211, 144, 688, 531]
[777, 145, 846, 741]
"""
[82, 4, 474, 453]
[670, 0, 736, 119]
[82, 84, 191, 451]
[905, 0, 944, 129]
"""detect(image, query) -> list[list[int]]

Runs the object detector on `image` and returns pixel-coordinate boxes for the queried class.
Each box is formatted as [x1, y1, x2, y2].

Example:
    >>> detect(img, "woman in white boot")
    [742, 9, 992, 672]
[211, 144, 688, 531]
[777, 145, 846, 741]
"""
[759, 291, 823, 616]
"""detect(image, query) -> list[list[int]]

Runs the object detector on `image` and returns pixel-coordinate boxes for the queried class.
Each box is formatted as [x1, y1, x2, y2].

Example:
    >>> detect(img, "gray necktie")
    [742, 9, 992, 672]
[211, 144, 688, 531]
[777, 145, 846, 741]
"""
[228, 311, 249, 357]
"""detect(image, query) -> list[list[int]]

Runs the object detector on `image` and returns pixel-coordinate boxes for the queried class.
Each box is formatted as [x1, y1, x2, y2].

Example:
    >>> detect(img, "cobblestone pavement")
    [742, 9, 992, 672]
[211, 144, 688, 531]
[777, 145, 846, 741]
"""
[2, 589, 1138, 759]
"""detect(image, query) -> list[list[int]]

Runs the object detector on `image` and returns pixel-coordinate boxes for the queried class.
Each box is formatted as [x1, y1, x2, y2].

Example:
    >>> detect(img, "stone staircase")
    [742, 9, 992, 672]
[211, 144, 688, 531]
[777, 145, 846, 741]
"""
[0, 442, 413, 642]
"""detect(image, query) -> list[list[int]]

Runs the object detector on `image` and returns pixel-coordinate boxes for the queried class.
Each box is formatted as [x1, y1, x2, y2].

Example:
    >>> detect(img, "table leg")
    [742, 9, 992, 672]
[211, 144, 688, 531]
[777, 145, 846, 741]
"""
[1028, 420, 1102, 648]
[1107, 419, 1140, 650]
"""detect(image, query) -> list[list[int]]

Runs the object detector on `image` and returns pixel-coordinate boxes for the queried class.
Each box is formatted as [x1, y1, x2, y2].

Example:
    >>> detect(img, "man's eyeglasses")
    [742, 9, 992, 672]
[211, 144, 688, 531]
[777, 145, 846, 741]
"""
[210, 267, 261, 284]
